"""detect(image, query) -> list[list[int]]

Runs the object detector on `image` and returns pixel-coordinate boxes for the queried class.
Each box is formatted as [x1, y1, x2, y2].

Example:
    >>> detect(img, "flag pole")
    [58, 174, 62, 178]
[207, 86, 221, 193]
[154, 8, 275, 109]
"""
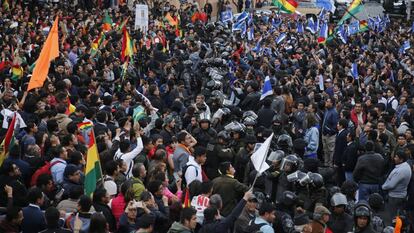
[250, 133, 273, 189]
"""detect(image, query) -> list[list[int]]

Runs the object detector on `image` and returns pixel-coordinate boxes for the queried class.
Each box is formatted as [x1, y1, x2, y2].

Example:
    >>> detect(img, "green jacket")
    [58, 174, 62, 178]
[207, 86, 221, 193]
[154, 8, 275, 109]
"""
[167, 221, 193, 233]
[212, 175, 249, 216]
[131, 177, 145, 200]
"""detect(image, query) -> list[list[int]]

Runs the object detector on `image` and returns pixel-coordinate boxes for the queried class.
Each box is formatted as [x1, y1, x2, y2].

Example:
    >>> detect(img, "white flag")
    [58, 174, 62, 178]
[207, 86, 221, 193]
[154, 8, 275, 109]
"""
[250, 133, 273, 174]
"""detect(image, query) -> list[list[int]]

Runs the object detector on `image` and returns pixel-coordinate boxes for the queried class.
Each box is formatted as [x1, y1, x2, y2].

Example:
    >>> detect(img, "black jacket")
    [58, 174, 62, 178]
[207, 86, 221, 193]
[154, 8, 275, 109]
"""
[93, 202, 116, 232]
[353, 151, 384, 184]
[328, 212, 353, 233]
[198, 199, 246, 233]
[333, 130, 348, 166]
[343, 142, 358, 172]
[257, 107, 276, 128]
[239, 92, 260, 111]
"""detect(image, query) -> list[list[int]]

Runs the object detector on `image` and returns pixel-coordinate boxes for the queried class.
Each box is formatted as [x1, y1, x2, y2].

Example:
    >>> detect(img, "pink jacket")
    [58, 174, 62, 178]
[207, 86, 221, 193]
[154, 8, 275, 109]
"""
[111, 193, 126, 226]
[163, 187, 182, 201]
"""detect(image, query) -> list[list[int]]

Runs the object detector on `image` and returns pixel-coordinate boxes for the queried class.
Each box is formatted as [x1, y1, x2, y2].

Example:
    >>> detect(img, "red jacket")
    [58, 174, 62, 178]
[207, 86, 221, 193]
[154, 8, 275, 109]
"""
[350, 109, 366, 126]
[111, 193, 126, 227]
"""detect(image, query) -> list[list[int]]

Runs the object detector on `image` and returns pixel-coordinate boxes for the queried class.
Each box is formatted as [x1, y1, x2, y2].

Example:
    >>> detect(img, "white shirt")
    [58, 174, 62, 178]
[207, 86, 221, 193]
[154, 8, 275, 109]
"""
[191, 195, 210, 224]
[114, 137, 143, 178]
[184, 156, 203, 186]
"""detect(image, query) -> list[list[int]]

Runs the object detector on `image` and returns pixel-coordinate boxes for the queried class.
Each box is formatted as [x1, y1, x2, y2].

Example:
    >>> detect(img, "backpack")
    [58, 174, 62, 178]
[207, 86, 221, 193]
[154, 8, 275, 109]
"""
[122, 177, 144, 190]
[245, 218, 268, 233]
[181, 164, 198, 188]
[30, 160, 63, 187]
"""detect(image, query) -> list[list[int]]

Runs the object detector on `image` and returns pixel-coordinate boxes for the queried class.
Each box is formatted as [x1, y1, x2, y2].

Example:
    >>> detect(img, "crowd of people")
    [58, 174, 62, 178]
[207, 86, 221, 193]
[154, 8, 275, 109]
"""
[0, 0, 414, 233]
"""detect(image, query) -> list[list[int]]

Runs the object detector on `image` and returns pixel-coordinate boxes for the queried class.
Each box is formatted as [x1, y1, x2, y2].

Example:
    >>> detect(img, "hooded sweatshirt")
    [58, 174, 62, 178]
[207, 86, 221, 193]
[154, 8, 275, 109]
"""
[167, 221, 192, 233]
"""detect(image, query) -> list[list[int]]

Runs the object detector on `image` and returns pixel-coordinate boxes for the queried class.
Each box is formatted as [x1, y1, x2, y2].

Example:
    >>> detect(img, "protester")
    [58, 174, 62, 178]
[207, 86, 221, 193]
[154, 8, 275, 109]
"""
[0, 1, 413, 233]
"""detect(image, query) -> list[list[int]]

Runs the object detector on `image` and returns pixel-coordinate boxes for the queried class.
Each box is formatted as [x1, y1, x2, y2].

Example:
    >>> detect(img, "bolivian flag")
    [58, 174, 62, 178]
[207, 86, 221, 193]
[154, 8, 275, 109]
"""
[11, 65, 23, 81]
[65, 98, 76, 115]
[121, 27, 135, 62]
[272, 0, 298, 14]
[83, 125, 102, 197]
[359, 20, 368, 32]
[102, 11, 113, 31]
[338, 0, 363, 25]
[0, 113, 16, 166]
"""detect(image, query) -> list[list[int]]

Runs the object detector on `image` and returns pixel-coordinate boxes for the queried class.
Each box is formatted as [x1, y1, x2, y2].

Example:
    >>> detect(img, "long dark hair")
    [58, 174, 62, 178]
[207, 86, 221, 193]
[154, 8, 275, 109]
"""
[88, 212, 108, 233]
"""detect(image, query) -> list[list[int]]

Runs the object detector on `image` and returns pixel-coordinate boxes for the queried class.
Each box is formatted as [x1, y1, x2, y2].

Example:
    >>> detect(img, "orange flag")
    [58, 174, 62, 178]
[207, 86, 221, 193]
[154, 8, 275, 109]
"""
[28, 17, 60, 91]
[394, 216, 402, 233]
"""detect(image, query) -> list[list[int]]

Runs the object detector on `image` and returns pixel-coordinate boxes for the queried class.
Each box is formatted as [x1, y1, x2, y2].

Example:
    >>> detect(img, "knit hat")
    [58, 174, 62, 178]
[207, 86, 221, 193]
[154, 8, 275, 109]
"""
[314, 205, 331, 216]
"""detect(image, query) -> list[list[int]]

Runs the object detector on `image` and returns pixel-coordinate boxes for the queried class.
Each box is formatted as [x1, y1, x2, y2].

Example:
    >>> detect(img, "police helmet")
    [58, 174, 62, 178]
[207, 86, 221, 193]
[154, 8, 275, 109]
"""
[217, 130, 231, 141]
[309, 173, 324, 189]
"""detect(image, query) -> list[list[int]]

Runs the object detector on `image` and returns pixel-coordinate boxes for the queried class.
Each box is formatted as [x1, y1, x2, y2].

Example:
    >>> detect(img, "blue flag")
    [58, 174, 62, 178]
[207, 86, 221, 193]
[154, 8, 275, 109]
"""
[316, 0, 335, 13]
[306, 17, 316, 34]
[318, 8, 326, 20]
[236, 11, 249, 24]
[400, 40, 411, 54]
[297, 21, 304, 33]
[351, 62, 358, 79]
[247, 13, 253, 26]
[252, 37, 262, 53]
[276, 33, 287, 44]
[260, 76, 273, 100]
[221, 11, 233, 23]
[337, 25, 347, 44]
[348, 21, 360, 35]
[248, 27, 254, 41]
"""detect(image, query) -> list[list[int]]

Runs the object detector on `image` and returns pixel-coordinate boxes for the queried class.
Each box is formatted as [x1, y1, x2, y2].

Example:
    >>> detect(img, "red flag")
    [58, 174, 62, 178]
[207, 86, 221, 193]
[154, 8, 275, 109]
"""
[182, 188, 191, 208]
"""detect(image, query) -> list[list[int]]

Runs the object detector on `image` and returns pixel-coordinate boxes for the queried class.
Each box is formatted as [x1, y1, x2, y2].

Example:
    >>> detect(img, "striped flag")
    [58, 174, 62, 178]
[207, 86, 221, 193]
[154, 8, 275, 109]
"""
[272, 0, 298, 14]
[11, 65, 23, 81]
[400, 40, 411, 54]
[102, 11, 113, 31]
[84, 126, 103, 197]
[221, 10, 233, 23]
[276, 32, 287, 44]
[338, 0, 363, 25]
[317, 22, 328, 44]
[78, 122, 94, 146]
[121, 27, 134, 62]
[306, 17, 316, 34]
[337, 25, 348, 44]
[0, 113, 16, 166]
[65, 98, 76, 115]
[359, 20, 368, 32]
[260, 76, 273, 100]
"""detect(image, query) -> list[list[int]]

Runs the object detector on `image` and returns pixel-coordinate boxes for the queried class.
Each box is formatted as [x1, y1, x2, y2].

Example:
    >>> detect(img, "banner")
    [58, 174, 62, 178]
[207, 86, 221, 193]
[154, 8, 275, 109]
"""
[135, 4, 149, 33]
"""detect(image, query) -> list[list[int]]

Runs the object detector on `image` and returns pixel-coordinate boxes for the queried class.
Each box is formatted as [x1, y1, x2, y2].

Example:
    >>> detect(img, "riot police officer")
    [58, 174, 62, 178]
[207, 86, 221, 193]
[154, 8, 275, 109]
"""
[274, 191, 301, 233]
[204, 130, 235, 179]
[328, 193, 353, 233]
[353, 202, 376, 233]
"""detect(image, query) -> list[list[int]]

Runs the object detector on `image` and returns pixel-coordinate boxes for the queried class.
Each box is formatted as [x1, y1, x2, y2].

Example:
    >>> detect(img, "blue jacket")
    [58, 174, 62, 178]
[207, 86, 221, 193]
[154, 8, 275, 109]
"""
[304, 126, 319, 156]
[322, 107, 339, 136]
[382, 162, 412, 198]
[22, 204, 46, 233]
